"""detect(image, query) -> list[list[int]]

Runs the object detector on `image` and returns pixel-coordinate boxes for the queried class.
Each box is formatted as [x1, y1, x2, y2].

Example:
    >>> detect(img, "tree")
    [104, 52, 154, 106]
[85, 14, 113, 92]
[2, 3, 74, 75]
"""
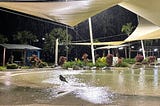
[121, 22, 135, 36]
[121, 22, 135, 58]
[43, 28, 72, 62]
[13, 31, 37, 44]
[0, 34, 8, 43]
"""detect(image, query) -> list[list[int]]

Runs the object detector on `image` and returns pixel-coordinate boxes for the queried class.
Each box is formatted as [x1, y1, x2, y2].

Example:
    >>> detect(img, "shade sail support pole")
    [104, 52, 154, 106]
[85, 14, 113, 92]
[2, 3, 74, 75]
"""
[55, 38, 59, 66]
[3, 48, 6, 66]
[88, 17, 95, 64]
[141, 40, 146, 59]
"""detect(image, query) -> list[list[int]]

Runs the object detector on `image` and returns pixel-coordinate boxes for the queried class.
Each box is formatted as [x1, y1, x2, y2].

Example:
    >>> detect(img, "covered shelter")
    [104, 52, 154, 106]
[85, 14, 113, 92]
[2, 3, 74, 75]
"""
[0, 44, 41, 66]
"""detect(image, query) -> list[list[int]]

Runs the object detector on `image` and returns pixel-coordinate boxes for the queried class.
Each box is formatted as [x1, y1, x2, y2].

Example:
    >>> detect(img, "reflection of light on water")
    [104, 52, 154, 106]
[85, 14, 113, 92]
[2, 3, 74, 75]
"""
[4, 72, 11, 86]
[138, 68, 145, 90]
[45, 85, 76, 99]
[74, 87, 114, 104]
[118, 72, 124, 85]
[153, 68, 158, 89]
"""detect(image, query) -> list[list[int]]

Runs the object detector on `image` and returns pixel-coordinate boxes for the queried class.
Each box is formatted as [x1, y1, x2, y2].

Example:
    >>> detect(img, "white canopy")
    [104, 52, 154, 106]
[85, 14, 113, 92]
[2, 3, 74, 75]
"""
[119, 0, 160, 26]
[70, 41, 125, 46]
[125, 17, 160, 42]
[95, 44, 128, 50]
[1, 0, 160, 27]
[0, 0, 122, 26]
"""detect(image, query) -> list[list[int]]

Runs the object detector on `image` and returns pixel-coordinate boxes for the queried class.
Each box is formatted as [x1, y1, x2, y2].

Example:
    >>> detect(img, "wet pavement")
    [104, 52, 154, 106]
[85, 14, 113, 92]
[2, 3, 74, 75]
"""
[0, 67, 160, 105]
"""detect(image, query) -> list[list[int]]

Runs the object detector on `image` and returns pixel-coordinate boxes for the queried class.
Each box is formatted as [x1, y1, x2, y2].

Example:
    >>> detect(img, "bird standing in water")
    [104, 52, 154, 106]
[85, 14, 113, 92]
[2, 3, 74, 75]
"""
[59, 75, 68, 83]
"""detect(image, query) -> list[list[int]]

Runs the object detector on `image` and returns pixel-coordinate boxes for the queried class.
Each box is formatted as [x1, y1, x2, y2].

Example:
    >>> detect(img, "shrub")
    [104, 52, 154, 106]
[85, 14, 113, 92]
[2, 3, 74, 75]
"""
[95, 57, 107, 67]
[86, 62, 95, 67]
[106, 54, 113, 66]
[135, 54, 144, 62]
[29, 54, 42, 67]
[115, 62, 128, 67]
[59, 56, 67, 65]
[95, 62, 106, 67]
[96, 57, 106, 63]
[6, 63, 18, 69]
[38, 62, 48, 68]
[123, 58, 136, 64]
[148, 56, 156, 63]
[0, 66, 6, 71]
[142, 58, 148, 64]
[82, 53, 89, 62]
[75, 59, 85, 67]
[62, 61, 75, 69]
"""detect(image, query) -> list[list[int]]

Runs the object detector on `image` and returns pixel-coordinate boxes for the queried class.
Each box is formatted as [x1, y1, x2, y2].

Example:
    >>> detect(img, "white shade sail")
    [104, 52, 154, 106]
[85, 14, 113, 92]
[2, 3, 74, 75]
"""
[119, 0, 160, 26]
[95, 44, 128, 50]
[70, 41, 125, 46]
[0, 0, 122, 26]
[125, 17, 160, 42]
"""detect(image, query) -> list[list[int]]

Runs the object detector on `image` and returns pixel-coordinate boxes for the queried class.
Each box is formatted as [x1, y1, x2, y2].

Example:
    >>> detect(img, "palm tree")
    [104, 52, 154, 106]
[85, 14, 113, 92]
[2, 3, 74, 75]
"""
[121, 22, 135, 58]
[121, 23, 135, 36]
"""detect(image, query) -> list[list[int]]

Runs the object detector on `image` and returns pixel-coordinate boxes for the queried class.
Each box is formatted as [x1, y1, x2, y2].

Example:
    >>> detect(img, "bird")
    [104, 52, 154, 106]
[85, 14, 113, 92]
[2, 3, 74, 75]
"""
[59, 75, 68, 83]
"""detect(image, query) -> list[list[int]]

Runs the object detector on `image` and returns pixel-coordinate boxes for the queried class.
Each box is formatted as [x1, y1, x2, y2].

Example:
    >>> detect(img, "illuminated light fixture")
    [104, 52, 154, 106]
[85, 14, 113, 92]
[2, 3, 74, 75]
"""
[139, 48, 142, 51]
[154, 48, 158, 52]
[118, 47, 123, 50]
[131, 46, 134, 49]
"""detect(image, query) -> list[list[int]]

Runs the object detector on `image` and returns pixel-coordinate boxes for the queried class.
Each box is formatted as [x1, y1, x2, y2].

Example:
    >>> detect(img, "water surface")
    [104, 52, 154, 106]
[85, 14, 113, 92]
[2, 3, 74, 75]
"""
[0, 68, 160, 105]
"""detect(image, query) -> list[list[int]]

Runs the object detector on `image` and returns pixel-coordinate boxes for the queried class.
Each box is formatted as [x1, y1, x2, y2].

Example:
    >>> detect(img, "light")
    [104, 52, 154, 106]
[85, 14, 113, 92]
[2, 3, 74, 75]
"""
[131, 46, 134, 49]
[154, 48, 158, 52]
[42, 38, 45, 41]
[118, 47, 123, 50]
[139, 48, 142, 52]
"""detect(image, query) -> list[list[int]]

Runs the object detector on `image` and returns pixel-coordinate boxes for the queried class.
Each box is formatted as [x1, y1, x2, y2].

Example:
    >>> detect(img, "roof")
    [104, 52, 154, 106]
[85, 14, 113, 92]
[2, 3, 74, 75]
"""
[0, 44, 41, 50]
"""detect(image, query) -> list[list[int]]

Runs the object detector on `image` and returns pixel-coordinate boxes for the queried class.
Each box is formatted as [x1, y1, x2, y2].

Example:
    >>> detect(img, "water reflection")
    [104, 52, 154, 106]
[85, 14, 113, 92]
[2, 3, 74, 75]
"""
[138, 68, 146, 90]
[0, 68, 160, 105]
[74, 87, 114, 104]
[43, 70, 114, 104]
[153, 67, 158, 89]
[4, 72, 12, 86]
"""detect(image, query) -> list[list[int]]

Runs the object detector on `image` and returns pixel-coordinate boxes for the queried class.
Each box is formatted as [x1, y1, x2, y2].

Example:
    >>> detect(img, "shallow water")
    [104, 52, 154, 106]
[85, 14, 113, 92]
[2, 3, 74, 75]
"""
[0, 68, 160, 105]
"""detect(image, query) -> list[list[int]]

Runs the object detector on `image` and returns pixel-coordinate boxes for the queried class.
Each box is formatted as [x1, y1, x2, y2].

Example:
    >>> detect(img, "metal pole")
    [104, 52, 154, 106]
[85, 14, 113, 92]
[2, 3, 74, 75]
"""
[55, 39, 59, 66]
[3, 48, 6, 66]
[137, 16, 146, 59]
[141, 40, 146, 59]
[88, 17, 95, 64]
[108, 49, 110, 54]
[66, 26, 69, 59]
